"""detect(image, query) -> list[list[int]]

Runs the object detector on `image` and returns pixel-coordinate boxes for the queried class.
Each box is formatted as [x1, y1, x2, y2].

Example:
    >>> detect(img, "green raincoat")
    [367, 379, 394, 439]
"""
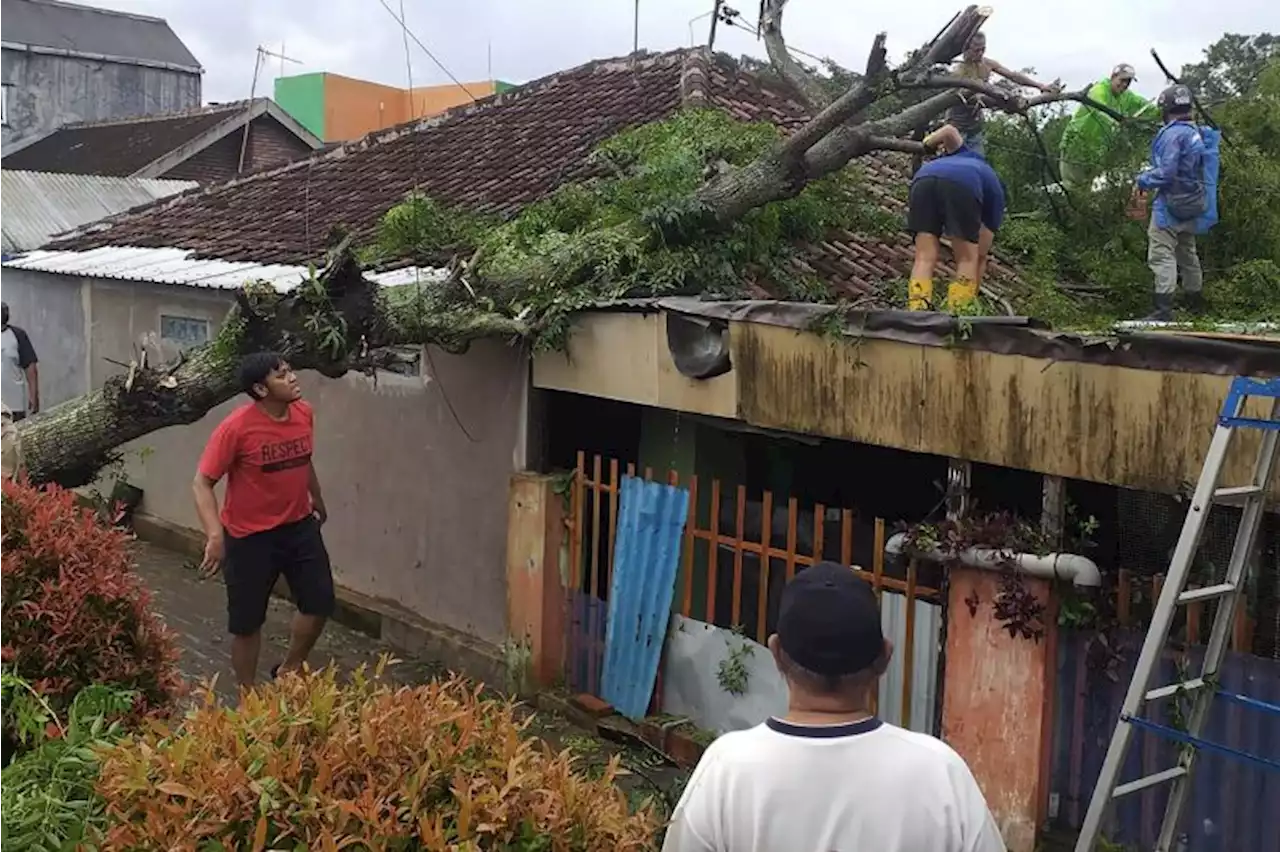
[1059, 78, 1156, 179]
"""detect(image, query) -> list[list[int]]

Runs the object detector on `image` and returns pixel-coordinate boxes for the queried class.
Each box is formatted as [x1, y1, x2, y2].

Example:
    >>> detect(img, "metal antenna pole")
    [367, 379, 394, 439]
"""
[239, 45, 302, 174]
[708, 0, 725, 50]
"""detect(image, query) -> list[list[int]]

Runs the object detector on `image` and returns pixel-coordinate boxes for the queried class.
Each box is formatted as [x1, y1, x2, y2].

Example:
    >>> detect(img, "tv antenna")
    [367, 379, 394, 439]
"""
[239, 44, 303, 173]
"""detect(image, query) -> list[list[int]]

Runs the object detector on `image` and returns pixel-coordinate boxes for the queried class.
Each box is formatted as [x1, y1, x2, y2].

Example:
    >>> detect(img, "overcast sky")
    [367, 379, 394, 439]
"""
[98, 0, 1269, 104]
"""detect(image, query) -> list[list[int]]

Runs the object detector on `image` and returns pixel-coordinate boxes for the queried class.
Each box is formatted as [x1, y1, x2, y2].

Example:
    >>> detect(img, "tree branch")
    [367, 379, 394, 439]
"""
[781, 33, 889, 157]
[906, 74, 1130, 122]
[759, 0, 832, 109]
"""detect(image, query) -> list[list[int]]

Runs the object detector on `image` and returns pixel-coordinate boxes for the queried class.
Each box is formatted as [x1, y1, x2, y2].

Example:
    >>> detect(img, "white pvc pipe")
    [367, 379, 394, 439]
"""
[884, 532, 1102, 588]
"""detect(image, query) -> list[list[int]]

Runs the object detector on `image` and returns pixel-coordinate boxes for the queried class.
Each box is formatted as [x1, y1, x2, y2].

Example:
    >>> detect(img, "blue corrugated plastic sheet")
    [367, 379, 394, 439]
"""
[600, 476, 690, 720]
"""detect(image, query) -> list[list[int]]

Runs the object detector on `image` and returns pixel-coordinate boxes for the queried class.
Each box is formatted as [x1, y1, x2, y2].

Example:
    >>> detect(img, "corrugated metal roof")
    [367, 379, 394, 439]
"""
[0, 0, 201, 71]
[0, 245, 448, 293]
[1, 170, 198, 253]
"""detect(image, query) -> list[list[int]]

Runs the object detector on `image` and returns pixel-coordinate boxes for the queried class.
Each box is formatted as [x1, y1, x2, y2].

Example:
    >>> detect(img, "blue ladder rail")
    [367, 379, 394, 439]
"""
[1122, 714, 1280, 773]
[1219, 376, 1280, 430]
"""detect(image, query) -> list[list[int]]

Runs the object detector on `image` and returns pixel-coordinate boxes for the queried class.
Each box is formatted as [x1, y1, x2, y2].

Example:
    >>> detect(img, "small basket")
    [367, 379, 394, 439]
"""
[1126, 191, 1149, 221]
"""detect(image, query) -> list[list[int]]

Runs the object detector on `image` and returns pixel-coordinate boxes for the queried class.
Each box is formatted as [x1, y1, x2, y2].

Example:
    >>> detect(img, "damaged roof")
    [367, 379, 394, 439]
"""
[41, 49, 1015, 299]
[0, 0, 201, 72]
[1, 98, 323, 179]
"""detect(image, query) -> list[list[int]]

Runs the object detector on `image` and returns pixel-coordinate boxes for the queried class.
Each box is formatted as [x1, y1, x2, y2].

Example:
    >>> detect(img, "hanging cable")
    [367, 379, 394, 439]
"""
[373, 0, 478, 102]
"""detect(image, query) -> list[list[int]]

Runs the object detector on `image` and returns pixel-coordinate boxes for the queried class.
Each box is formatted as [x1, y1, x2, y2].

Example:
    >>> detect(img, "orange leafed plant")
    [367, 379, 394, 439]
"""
[96, 659, 661, 851]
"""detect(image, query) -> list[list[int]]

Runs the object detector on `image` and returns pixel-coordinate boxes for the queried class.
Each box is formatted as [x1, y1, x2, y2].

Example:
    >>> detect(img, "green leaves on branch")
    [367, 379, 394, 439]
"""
[366, 109, 891, 351]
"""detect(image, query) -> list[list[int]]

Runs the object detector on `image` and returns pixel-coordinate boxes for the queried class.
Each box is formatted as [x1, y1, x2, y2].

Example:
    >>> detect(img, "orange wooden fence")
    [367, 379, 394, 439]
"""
[565, 451, 941, 718]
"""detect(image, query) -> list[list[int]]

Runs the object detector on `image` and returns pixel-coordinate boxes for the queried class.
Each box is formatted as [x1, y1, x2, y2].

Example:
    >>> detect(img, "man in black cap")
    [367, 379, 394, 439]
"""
[662, 561, 1005, 852]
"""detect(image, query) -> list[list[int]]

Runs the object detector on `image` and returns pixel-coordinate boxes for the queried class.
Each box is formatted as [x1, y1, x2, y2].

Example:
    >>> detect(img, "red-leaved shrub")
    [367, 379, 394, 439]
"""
[1, 478, 181, 717]
[98, 664, 660, 850]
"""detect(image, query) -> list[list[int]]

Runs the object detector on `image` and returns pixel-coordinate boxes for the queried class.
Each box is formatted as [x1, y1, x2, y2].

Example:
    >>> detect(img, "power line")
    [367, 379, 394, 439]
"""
[373, 0, 478, 103]
[720, 15, 828, 65]
[397, 0, 416, 120]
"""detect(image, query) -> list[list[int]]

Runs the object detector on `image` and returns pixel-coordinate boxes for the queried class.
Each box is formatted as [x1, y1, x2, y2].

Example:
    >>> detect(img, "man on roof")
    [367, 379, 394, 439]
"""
[905, 124, 1006, 313]
[1134, 84, 1209, 321]
[945, 31, 1062, 157]
[1058, 64, 1158, 188]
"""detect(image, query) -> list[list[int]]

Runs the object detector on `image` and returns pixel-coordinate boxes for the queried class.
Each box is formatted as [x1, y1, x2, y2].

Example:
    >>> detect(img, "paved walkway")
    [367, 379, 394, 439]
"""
[133, 541, 443, 699]
[133, 540, 689, 808]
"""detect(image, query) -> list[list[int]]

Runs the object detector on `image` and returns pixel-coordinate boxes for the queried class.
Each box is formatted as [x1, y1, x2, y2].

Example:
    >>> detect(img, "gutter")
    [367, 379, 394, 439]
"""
[1, 41, 203, 75]
[884, 532, 1102, 587]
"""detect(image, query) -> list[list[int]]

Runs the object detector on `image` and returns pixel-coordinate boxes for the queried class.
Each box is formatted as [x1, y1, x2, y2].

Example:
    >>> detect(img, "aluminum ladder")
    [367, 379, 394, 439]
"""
[1074, 376, 1280, 852]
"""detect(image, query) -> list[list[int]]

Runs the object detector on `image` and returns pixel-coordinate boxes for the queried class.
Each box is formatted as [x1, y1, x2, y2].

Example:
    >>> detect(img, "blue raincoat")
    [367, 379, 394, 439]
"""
[1136, 120, 1221, 234]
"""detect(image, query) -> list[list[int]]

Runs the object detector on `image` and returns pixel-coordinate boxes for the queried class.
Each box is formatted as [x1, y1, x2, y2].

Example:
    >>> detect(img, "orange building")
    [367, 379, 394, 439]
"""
[274, 72, 514, 143]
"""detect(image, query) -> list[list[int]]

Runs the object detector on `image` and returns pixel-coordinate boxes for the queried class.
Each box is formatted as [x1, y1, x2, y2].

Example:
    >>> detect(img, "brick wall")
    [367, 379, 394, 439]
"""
[159, 116, 314, 184]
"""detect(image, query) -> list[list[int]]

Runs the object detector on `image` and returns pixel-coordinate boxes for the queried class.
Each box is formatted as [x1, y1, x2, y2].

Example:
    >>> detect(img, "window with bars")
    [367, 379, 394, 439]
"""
[159, 315, 210, 350]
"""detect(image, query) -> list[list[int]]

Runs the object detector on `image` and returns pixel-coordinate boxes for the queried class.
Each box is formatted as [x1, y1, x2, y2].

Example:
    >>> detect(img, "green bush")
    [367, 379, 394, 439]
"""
[0, 675, 134, 852]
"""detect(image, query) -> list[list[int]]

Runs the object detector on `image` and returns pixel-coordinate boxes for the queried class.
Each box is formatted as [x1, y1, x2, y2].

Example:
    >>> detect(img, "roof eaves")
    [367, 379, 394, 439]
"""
[0, 39, 202, 74]
[1, 245, 448, 293]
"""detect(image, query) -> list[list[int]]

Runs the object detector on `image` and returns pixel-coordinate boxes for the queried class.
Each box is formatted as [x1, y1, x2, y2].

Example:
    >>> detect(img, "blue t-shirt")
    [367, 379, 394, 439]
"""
[913, 147, 1006, 231]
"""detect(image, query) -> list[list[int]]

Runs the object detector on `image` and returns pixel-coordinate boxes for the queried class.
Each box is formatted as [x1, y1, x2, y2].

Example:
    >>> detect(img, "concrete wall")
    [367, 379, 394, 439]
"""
[0, 267, 89, 407]
[38, 274, 526, 646]
[273, 72, 326, 140]
[273, 72, 507, 143]
[1, 49, 201, 147]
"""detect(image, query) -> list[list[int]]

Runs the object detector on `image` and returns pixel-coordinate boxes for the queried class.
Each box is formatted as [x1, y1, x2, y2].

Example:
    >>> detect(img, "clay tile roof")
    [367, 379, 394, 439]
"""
[2, 101, 256, 177]
[46, 49, 1019, 299]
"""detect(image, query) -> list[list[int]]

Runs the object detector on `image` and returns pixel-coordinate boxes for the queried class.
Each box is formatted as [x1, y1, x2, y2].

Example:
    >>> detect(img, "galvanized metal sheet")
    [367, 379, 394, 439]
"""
[1, 170, 196, 254]
[660, 598, 941, 736]
[1052, 628, 1280, 851]
[1, 245, 445, 294]
[600, 476, 690, 720]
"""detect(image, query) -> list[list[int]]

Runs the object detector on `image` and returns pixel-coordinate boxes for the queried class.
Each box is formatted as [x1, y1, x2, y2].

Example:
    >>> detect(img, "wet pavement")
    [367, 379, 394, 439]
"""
[132, 540, 443, 697]
[132, 539, 690, 811]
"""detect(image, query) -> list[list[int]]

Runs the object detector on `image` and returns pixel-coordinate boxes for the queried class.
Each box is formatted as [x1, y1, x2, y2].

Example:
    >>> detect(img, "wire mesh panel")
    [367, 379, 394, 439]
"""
[1116, 487, 1280, 658]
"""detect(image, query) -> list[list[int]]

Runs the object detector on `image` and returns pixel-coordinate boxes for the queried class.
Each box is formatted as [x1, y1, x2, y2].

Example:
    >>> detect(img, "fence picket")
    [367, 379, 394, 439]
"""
[563, 451, 944, 720]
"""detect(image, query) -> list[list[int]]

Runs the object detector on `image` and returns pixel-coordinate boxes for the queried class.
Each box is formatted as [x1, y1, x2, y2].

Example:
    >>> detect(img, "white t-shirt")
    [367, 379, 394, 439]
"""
[1, 325, 35, 414]
[661, 717, 1006, 852]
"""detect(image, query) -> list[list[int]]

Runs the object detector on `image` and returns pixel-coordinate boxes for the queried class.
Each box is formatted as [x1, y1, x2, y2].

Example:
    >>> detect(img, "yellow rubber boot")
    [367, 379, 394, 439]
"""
[946, 279, 979, 312]
[907, 278, 934, 311]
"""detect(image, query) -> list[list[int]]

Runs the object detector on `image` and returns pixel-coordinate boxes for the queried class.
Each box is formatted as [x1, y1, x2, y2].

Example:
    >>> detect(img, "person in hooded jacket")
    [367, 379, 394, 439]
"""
[1058, 63, 1157, 188]
[1134, 84, 1208, 321]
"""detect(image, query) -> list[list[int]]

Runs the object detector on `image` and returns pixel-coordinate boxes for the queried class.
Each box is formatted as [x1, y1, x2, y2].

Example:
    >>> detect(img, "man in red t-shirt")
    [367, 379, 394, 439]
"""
[193, 351, 334, 688]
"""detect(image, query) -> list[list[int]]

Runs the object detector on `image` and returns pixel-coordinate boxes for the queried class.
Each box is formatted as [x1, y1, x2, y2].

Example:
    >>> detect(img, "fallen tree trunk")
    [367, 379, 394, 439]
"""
[13, 242, 526, 488]
[10, 4, 1132, 489]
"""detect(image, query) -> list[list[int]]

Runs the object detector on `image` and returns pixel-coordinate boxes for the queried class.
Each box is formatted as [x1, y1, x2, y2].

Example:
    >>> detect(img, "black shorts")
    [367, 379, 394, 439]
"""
[906, 176, 982, 244]
[223, 515, 335, 636]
